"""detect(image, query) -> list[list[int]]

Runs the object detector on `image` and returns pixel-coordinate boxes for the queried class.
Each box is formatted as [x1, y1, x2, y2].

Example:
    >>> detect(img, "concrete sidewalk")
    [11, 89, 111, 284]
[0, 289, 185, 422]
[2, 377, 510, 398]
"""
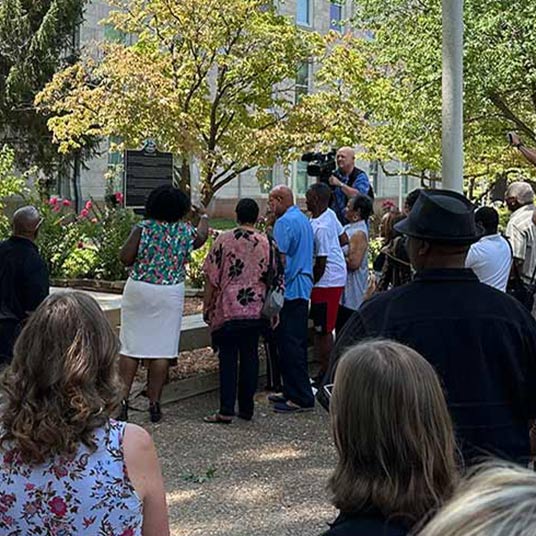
[129, 390, 337, 536]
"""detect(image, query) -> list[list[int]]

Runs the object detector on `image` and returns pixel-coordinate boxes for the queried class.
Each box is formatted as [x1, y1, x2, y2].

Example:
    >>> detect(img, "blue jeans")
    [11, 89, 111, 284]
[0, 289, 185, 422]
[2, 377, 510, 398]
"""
[276, 299, 314, 408]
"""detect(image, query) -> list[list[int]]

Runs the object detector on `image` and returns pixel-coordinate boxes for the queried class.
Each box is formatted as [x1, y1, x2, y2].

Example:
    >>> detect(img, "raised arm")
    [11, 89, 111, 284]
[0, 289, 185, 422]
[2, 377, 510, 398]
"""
[119, 226, 142, 266]
[193, 206, 209, 249]
[509, 132, 536, 167]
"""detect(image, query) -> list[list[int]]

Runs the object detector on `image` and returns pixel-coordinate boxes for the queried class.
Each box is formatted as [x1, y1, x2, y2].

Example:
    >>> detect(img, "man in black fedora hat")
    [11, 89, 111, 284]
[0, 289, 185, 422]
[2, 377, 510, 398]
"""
[325, 189, 536, 465]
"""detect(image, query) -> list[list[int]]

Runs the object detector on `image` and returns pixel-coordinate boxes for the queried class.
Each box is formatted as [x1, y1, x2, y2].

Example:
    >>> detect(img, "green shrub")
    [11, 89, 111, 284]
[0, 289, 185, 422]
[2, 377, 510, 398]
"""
[61, 246, 99, 278]
[186, 236, 214, 289]
[78, 200, 140, 281]
[0, 145, 31, 237]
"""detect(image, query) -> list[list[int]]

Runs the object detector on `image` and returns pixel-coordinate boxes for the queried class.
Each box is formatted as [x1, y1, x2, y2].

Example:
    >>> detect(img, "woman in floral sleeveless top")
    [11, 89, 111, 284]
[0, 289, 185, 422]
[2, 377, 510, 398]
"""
[119, 185, 209, 423]
[0, 292, 169, 535]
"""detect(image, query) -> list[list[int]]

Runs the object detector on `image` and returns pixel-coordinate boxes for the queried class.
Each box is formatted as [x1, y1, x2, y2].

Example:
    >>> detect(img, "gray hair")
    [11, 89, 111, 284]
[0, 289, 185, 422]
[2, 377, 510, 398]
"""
[505, 181, 534, 204]
[418, 463, 536, 536]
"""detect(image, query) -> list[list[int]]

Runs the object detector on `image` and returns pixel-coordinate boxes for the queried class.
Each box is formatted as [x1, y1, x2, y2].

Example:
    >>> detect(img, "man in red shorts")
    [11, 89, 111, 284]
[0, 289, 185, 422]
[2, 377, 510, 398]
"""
[306, 183, 347, 384]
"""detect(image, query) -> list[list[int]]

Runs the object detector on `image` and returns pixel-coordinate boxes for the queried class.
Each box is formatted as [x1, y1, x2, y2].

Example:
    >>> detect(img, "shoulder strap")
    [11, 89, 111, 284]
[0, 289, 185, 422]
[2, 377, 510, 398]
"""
[503, 233, 536, 287]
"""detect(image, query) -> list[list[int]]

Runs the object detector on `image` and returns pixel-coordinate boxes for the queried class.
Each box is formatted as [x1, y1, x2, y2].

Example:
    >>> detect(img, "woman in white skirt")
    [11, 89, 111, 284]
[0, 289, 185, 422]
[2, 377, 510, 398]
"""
[118, 185, 209, 422]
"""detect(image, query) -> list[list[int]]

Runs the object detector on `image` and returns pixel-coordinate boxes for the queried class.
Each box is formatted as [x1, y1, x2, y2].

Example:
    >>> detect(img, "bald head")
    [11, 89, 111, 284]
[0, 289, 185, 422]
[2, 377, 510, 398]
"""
[336, 146, 356, 175]
[269, 185, 294, 218]
[13, 206, 41, 240]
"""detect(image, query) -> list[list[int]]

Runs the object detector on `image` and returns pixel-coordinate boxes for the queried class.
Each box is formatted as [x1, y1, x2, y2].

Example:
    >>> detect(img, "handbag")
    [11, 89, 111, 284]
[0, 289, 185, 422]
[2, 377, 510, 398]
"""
[505, 237, 536, 311]
[261, 235, 285, 319]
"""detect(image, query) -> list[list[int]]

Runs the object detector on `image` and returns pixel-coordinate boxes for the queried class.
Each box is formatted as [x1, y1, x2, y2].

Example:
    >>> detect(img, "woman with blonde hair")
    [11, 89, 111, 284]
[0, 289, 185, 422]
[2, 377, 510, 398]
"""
[322, 340, 459, 535]
[0, 292, 169, 536]
[418, 463, 536, 536]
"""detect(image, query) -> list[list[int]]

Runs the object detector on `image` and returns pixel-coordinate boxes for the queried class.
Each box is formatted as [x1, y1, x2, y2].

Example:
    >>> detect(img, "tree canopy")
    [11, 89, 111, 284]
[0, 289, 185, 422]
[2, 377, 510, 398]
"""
[291, 0, 536, 196]
[37, 0, 317, 204]
[0, 0, 88, 177]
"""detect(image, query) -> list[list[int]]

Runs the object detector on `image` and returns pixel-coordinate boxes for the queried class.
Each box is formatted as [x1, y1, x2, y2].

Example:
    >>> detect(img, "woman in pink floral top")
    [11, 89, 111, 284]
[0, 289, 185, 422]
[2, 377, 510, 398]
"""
[202, 199, 284, 423]
[0, 292, 169, 536]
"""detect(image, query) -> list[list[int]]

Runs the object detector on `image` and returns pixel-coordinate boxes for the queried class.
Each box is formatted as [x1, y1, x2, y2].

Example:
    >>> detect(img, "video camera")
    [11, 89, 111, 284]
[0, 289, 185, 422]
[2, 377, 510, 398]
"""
[301, 149, 342, 185]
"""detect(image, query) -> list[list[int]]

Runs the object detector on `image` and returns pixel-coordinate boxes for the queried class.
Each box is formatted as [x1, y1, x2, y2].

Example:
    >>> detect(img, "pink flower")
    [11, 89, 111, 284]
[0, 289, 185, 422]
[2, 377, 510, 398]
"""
[53, 205, 61, 213]
[114, 191, 124, 204]
[90, 217, 98, 224]
[49, 197, 58, 206]
[48, 496, 67, 517]
[53, 465, 68, 478]
[24, 483, 35, 491]
[79, 208, 89, 218]
[85, 200, 93, 210]
[120, 529, 135, 536]
[62, 199, 71, 207]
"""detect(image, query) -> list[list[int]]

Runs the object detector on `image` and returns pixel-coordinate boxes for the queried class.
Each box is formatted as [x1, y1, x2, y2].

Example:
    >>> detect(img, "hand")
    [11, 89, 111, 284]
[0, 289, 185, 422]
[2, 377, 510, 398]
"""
[270, 314, 280, 330]
[364, 272, 377, 301]
[264, 210, 276, 228]
[508, 131, 522, 147]
[192, 204, 208, 217]
[329, 175, 342, 187]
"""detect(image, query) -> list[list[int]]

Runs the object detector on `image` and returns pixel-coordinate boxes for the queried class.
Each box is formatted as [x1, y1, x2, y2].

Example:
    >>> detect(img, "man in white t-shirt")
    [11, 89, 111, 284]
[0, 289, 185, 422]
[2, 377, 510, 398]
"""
[305, 183, 347, 383]
[465, 206, 511, 292]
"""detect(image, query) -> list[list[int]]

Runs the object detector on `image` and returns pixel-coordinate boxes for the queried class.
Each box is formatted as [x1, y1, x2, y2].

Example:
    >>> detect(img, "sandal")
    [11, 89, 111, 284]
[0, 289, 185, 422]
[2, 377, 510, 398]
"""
[203, 412, 233, 424]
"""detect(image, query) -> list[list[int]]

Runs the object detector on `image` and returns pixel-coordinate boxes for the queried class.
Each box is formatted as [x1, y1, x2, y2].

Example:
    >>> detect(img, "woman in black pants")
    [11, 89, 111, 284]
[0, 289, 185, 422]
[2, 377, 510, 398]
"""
[202, 199, 283, 423]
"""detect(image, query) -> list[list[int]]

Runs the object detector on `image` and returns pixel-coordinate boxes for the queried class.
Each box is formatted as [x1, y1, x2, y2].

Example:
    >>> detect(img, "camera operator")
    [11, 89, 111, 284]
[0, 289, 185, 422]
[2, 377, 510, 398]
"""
[327, 147, 372, 224]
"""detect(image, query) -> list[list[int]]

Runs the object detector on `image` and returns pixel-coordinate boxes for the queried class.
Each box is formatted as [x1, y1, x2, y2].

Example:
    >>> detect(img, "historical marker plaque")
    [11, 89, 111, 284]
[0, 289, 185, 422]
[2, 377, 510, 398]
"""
[124, 147, 173, 210]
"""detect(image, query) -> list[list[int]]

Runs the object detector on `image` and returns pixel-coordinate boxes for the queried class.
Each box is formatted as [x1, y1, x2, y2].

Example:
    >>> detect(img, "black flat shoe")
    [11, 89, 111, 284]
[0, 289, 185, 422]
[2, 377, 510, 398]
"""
[118, 399, 128, 422]
[149, 402, 162, 423]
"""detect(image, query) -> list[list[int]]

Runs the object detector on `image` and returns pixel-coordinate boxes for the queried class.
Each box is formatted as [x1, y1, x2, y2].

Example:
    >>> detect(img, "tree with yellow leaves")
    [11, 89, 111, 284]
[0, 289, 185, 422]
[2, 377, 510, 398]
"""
[37, 0, 316, 205]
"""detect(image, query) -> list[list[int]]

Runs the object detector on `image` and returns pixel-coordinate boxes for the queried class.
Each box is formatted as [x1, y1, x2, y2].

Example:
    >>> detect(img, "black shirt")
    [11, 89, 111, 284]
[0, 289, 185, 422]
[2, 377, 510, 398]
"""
[332, 269, 536, 464]
[0, 236, 49, 322]
[321, 512, 407, 536]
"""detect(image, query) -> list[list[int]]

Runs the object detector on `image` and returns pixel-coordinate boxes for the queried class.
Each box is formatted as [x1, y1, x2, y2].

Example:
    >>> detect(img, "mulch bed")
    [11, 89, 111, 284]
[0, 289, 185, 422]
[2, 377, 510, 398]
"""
[183, 296, 203, 316]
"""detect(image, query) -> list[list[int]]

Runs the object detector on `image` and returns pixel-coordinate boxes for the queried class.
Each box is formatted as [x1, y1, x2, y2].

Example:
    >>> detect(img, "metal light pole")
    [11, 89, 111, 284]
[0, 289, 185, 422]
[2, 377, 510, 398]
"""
[441, 0, 464, 193]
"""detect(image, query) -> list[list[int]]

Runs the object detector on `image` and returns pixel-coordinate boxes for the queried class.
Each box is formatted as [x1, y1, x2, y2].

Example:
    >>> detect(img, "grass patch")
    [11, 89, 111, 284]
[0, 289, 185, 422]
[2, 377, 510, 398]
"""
[210, 218, 235, 231]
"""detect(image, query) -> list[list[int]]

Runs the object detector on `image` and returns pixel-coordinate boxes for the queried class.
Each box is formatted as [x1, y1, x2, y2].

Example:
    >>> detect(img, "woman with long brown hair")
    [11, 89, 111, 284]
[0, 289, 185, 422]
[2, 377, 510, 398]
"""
[0, 292, 169, 536]
[322, 340, 459, 535]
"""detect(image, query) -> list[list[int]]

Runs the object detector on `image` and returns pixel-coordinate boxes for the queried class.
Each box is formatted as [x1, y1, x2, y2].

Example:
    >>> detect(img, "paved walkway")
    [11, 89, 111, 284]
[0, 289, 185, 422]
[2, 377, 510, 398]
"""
[129, 391, 336, 536]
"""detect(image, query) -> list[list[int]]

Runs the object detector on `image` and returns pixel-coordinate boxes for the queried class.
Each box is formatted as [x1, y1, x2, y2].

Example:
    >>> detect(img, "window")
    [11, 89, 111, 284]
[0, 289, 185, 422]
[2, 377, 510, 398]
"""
[258, 166, 274, 194]
[295, 161, 309, 195]
[330, 1, 343, 31]
[295, 62, 311, 102]
[296, 0, 311, 26]
[369, 160, 379, 195]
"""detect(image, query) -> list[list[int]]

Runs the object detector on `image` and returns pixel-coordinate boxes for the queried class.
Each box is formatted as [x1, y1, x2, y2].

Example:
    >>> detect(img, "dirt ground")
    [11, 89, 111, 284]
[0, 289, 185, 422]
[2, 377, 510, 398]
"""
[129, 390, 337, 536]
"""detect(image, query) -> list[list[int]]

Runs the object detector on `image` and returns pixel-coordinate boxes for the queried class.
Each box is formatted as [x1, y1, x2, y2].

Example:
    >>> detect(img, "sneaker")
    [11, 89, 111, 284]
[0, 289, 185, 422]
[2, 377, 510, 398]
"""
[267, 393, 287, 404]
[273, 401, 314, 414]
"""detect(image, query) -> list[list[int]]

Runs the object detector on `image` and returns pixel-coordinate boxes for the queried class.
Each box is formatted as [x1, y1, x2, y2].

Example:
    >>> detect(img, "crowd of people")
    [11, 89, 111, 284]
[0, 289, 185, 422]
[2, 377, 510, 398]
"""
[3, 143, 536, 534]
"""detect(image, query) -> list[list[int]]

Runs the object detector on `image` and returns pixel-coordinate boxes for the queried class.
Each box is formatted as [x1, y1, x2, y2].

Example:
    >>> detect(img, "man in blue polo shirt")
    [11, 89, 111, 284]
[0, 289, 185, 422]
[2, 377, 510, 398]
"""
[268, 185, 315, 412]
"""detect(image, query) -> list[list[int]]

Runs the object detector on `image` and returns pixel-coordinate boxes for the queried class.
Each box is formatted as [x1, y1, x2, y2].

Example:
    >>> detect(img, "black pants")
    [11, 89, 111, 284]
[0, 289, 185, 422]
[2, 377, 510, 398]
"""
[0, 320, 21, 366]
[217, 326, 261, 418]
[263, 327, 282, 391]
[276, 299, 314, 408]
[335, 305, 355, 337]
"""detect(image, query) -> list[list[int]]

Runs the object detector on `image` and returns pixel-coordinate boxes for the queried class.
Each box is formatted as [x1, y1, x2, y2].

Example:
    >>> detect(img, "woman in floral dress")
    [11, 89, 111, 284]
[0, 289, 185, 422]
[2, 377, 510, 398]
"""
[119, 185, 209, 423]
[202, 199, 284, 423]
[0, 292, 169, 535]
